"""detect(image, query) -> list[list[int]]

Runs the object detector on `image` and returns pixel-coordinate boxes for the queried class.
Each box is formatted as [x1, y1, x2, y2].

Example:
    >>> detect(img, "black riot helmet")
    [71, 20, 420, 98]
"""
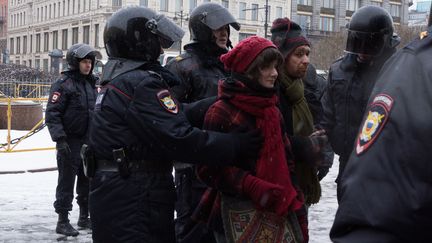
[104, 6, 185, 61]
[189, 2, 240, 46]
[345, 6, 400, 56]
[66, 43, 100, 71]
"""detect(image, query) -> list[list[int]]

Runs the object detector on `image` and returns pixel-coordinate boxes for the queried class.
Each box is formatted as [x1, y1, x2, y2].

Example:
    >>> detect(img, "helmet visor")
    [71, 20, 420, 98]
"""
[148, 15, 185, 48]
[345, 30, 385, 56]
[201, 7, 240, 31]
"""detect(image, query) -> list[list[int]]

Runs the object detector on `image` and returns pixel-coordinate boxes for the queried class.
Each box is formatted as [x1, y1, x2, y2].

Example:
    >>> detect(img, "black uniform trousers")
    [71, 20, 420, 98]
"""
[54, 137, 89, 213]
[90, 171, 176, 243]
[175, 167, 215, 243]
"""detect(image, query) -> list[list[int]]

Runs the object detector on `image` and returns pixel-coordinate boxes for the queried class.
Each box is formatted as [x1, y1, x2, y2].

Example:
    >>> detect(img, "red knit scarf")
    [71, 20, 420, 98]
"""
[230, 93, 303, 214]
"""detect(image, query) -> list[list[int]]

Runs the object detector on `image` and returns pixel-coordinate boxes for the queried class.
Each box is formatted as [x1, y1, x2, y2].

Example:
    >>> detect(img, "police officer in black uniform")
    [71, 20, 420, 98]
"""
[45, 43, 99, 236]
[165, 3, 240, 242]
[320, 6, 400, 201]
[88, 7, 261, 243]
[331, 7, 432, 243]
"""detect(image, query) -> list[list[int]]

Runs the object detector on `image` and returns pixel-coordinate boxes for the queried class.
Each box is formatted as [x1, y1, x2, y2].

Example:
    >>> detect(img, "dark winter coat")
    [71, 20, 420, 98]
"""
[320, 50, 394, 167]
[165, 42, 228, 103]
[331, 28, 432, 243]
[45, 70, 97, 142]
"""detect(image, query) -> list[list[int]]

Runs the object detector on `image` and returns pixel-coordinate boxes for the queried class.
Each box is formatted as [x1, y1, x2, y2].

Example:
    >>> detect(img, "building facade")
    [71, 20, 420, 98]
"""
[1, 0, 8, 62]
[7, 0, 291, 71]
[291, 0, 411, 38]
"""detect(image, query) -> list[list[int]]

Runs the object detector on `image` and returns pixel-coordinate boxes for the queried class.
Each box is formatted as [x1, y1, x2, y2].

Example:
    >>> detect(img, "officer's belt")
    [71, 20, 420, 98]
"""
[96, 159, 172, 173]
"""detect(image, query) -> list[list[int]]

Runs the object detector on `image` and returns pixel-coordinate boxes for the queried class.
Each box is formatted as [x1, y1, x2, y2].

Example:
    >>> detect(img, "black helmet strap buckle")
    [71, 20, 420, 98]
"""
[145, 19, 158, 34]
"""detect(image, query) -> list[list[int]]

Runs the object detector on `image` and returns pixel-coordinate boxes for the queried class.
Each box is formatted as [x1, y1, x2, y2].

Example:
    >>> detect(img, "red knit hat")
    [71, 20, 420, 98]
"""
[270, 18, 310, 58]
[220, 36, 276, 73]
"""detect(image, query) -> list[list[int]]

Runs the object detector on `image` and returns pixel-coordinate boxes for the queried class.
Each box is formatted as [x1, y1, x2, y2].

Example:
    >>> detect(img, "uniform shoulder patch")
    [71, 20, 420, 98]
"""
[356, 93, 394, 155]
[156, 89, 178, 114]
[51, 91, 61, 103]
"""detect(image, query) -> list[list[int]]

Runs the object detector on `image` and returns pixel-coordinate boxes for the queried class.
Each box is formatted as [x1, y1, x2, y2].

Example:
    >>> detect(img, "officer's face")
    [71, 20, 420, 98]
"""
[79, 59, 92, 75]
[257, 60, 279, 89]
[285, 45, 310, 79]
[213, 25, 229, 49]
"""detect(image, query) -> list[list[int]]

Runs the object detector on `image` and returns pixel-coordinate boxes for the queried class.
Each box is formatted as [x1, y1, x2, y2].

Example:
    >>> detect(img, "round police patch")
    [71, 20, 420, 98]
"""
[156, 89, 178, 114]
[356, 93, 394, 155]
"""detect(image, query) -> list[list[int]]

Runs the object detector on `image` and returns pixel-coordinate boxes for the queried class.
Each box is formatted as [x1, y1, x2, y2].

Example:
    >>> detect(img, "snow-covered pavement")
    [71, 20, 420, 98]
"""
[0, 128, 339, 242]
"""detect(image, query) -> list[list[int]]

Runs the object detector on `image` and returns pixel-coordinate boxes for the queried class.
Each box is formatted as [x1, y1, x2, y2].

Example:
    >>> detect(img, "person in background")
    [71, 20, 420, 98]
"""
[165, 3, 240, 243]
[331, 6, 432, 242]
[270, 17, 323, 206]
[320, 6, 400, 201]
[45, 43, 99, 236]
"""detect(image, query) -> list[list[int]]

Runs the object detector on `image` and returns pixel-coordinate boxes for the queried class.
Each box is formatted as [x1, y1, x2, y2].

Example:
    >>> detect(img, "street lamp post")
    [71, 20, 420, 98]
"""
[173, 10, 189, 54]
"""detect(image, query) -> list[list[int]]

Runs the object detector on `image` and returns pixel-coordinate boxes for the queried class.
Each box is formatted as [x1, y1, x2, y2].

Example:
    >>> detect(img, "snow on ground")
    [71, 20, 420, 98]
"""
[0, 127, 339, 242]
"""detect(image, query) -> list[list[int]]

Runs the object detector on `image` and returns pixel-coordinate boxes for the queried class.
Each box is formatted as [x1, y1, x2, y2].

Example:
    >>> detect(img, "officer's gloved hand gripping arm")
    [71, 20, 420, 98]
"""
[125, 79, 262, 166]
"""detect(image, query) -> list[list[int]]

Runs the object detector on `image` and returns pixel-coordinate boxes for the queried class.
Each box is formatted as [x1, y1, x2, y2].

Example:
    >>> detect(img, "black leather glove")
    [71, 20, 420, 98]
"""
[232, 127, 263, 163]
[56, 139, 71, 157]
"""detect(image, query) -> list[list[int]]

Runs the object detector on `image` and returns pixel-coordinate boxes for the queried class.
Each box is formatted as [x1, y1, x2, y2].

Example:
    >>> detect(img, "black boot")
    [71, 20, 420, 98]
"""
[56, 212, 79, 236]
[77, 207, 91, 229]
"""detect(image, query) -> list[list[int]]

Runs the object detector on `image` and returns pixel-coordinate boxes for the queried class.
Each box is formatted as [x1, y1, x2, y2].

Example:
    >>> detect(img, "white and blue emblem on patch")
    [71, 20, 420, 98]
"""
[356, 93, 394, 155]
[157, 89, 178, 114]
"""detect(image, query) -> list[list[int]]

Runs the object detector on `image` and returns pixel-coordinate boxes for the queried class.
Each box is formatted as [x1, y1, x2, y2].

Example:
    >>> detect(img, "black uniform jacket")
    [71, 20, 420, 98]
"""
[165, 42, 228, 103]
[45, 71, 97, 142]
[331, 29, 432, 243]
[321, 53, 391, 164]
[89, 58, 237, 164]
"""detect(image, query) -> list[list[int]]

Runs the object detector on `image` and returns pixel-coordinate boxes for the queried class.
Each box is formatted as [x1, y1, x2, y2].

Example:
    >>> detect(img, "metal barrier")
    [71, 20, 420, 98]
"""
[0, 97, 55, 153]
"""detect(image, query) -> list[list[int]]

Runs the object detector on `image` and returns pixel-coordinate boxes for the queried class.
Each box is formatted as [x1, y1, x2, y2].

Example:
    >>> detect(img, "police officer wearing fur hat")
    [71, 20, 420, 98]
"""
[164, 3, 240, 242]
[320, 6, 400, 201]
[331, 5, 432, 242]
[88, 6, 261, 243]
[45, 43, 100, 236]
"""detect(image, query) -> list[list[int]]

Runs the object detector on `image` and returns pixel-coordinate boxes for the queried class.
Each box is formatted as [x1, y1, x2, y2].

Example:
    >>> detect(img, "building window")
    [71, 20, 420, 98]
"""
[319, 16, 334, 31]
[45, 6, 47, 20]
[72, 27, 78, 44]
[297, 14, 311, 29]
[78, 0, 80, 13]
[276, 6, 282, 18]
[322, 0, 334, 8]
[94, 24, 99, 47]
[189, 0, 197, 12]
[160, 0, 168, 11]
[23, 36, 27, 54]
[251, 4, 258, 20]
[83, 26, 90, 44]
[49, 4, 52, 19]
[36, 34, 41, 53]
[140, 0, 148, 6]
[62, 29, 68, 50]
[68, 0, 70, 15]
[30, 34, 33, 53]
[53, 31, 58, 49]
[17, 37, 21, 54]
[9, 38, 14, 54]
[370, 1, 382, 7]
[35, 59, 40, 69]
[297, 0, 311, 6]
[175, 0, 182, 11]
[239, 2, 246, 20]
[37, 8, 40, 22]
[346, 0, 359, 11]
[44, 32, 49, 52]
[43, 59, 49, 72]
[29, 60, 32, 68]
[63, 0, 65, 16]
[221, 0, 229, 8]
[54, 3, 56, 17]
[390, 4, 400, 17]
[239, 33, 255, 41]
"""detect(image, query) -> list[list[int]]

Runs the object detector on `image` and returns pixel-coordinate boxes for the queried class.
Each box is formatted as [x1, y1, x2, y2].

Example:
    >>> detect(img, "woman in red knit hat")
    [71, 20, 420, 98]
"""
[192, 36, 307, 243]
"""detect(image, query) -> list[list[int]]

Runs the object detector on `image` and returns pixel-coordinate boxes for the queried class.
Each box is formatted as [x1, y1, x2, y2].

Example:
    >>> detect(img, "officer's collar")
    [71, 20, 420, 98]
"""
[101, 58, 148, 85]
